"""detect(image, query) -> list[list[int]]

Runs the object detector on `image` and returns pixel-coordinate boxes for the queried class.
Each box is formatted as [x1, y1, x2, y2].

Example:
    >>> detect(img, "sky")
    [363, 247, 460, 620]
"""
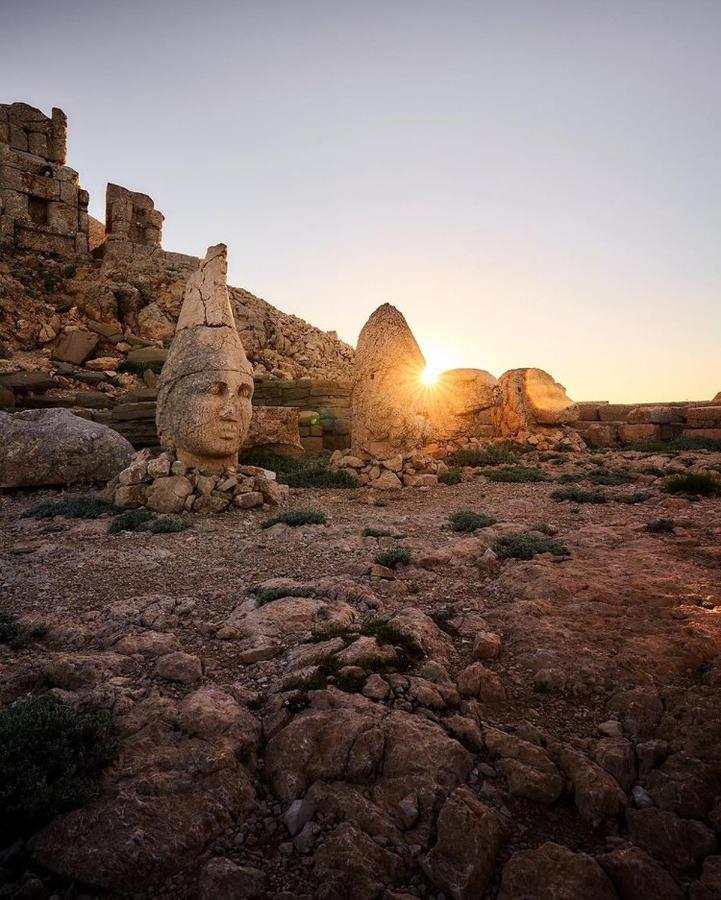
[3, 0, 720, 401]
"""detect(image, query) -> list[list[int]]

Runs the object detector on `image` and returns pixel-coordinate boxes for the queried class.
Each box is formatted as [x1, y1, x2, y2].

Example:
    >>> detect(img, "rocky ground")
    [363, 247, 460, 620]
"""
[1, 446, 721, 900]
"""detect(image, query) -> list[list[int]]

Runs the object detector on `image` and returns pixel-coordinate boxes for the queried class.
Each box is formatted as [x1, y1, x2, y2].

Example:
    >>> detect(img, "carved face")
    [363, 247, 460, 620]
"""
[172, 369, 253, 468]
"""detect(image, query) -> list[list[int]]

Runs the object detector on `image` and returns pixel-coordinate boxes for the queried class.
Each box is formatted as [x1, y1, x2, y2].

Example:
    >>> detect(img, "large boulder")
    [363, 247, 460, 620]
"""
[351, 304, 429, 457]
[498, 842, 617, 900]
[427, 368, 500, 441]
[0, 408, 134, 488]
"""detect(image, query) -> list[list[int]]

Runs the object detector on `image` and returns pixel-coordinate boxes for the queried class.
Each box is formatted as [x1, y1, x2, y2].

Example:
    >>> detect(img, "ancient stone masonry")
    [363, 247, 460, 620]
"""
[97, 182, 164, 260]
[0, 103, 89, 257]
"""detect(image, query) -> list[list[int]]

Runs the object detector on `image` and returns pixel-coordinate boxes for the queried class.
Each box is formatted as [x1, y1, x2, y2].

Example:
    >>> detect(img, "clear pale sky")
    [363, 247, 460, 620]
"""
[3, 0, 720, 400]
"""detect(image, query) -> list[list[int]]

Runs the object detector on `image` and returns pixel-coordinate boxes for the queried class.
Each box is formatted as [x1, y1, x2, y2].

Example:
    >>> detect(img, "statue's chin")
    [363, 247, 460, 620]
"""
[176, 446, 238, 474]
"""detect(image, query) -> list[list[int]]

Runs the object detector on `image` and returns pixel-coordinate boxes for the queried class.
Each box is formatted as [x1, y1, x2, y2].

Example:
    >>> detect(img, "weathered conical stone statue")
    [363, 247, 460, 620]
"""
[156, 244, 254, 472]
[351, 303, 429, 457]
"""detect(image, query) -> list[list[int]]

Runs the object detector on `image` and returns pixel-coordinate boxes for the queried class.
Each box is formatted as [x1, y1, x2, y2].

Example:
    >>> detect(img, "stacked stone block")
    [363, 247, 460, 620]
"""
[0, 103, 89, 256]
[97, 183, 164, 259]
[574, 401, 721, 446]
[252, 377, 351, 451]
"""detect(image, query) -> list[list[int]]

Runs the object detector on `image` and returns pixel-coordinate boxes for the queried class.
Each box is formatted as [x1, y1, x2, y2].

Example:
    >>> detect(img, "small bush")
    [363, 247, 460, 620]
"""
[439, 468, 463, 485]
[108, 509, 155, 533]
[631, 437, 721, 453]
[0, 612, 46, 649]
[363, 527, 393, 538]
[485, 466, 548, 483]
[375, 547, 411, 568]
[662, 473, 721, 496]
[586, 469, 633, 486]
[23, 494, 117, 520]
[63, 264, 77, 278]
[646, 518, 676, 533]
[446, 441, 525, 468]
[642, 467, 665, 477]
[283, 464, 357, 489]
[254, 584, 314, 606]
[551, 487, 607, 504]
[448, 510, 496, 532]
[615, 492, 652, 504]
[361, 618, 424, 668]
[556, 473, 583, 483]
[529, 522, 556, 535]
[239, 450, 357, 489]
[261, 508, 327, 528]
[0, 695, 118, 836]
[146, 516, 188, 534]
[492, 531, 569, 560]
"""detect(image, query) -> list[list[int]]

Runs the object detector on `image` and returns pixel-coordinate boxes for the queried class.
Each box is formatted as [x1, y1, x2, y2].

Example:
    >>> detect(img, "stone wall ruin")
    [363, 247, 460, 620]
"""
[0, 103, 89, 257]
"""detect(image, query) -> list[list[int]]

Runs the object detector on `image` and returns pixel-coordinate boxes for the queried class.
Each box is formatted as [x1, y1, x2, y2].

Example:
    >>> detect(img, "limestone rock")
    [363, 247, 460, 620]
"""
[493, 368, 579, 441]
[313, 822, 404, 900]
[598, 847, 683, 900]
[428, 368, 500, 441]
[351, 304, 429, 457]
[156, 245, 254, 472]
[242, 405, 304, 458]
[0, 408, 133, 487]
[51, 330, 99, 365]
[421, 786, 505, 899]
[30, 697, 257, 891]
[498, 842, 617, 900]
[198, 859, 266, 900]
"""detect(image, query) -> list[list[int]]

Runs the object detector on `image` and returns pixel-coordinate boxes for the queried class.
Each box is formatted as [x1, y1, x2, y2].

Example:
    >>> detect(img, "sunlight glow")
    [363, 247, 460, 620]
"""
[420, 366, 440, 386]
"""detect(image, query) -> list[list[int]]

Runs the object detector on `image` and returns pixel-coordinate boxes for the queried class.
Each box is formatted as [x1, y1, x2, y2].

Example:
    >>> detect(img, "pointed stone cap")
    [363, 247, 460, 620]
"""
[355, 303, 426, 373]
[175, 243, 235, 331]
[159, 244, 253, 383]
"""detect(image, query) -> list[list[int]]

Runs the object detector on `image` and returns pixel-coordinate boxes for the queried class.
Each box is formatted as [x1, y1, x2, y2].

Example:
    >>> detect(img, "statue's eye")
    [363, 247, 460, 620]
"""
[210, 382, 227, 396]
[238, 384, 252, 398]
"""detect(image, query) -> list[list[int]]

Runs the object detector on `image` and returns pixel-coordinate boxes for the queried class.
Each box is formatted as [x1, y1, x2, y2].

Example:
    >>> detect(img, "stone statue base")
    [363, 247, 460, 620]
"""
[106, 449, 289, 515]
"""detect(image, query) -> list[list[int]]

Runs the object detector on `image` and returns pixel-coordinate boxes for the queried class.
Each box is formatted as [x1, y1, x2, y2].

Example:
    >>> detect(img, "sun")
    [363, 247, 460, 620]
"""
[420, 366, 440, 386]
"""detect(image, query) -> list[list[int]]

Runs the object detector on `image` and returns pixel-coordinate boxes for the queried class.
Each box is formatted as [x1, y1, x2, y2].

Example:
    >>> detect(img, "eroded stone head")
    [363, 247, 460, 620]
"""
[351, 303, 429, 457]
[156, 244, 254, 472]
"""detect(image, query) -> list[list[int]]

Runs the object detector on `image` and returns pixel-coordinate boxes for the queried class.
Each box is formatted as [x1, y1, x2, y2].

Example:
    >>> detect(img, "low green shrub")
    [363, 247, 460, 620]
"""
[0, 612, 46, 649]
[261, 508, 327, 528]
[646, 518, 676, 533]
[439, 468, 463, 485]
[586, 469, 633, 486]
[254, 584, 314, 606]
[448, 510, 496, 532]
[492, 531, 569, 560]
[642, 466, 665, 477]
[22, 494, 117, 520]
[631, 437, 721, 452]
[551, 487, 607, 504]
[375, 547, 411, 568]
[485, 466, 548, 483]
[662, 473, 721, 496]
[108, 509, 155, 533]
[239, 450, 357, 488]
[109, 510, 188, 534]
[446, 441, 526, 468]
[363, 527, 393, 538]
[529, 522, 556, 535]
[615, 492, 652, 504]
[556, 473, 583, 483]
[361, 618, 424, 668]
[0, 695, 118, 836]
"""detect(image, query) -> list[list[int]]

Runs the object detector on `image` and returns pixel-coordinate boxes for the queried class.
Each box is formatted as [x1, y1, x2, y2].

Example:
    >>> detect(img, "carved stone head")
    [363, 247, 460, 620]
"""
[156, 244, 254, 472]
